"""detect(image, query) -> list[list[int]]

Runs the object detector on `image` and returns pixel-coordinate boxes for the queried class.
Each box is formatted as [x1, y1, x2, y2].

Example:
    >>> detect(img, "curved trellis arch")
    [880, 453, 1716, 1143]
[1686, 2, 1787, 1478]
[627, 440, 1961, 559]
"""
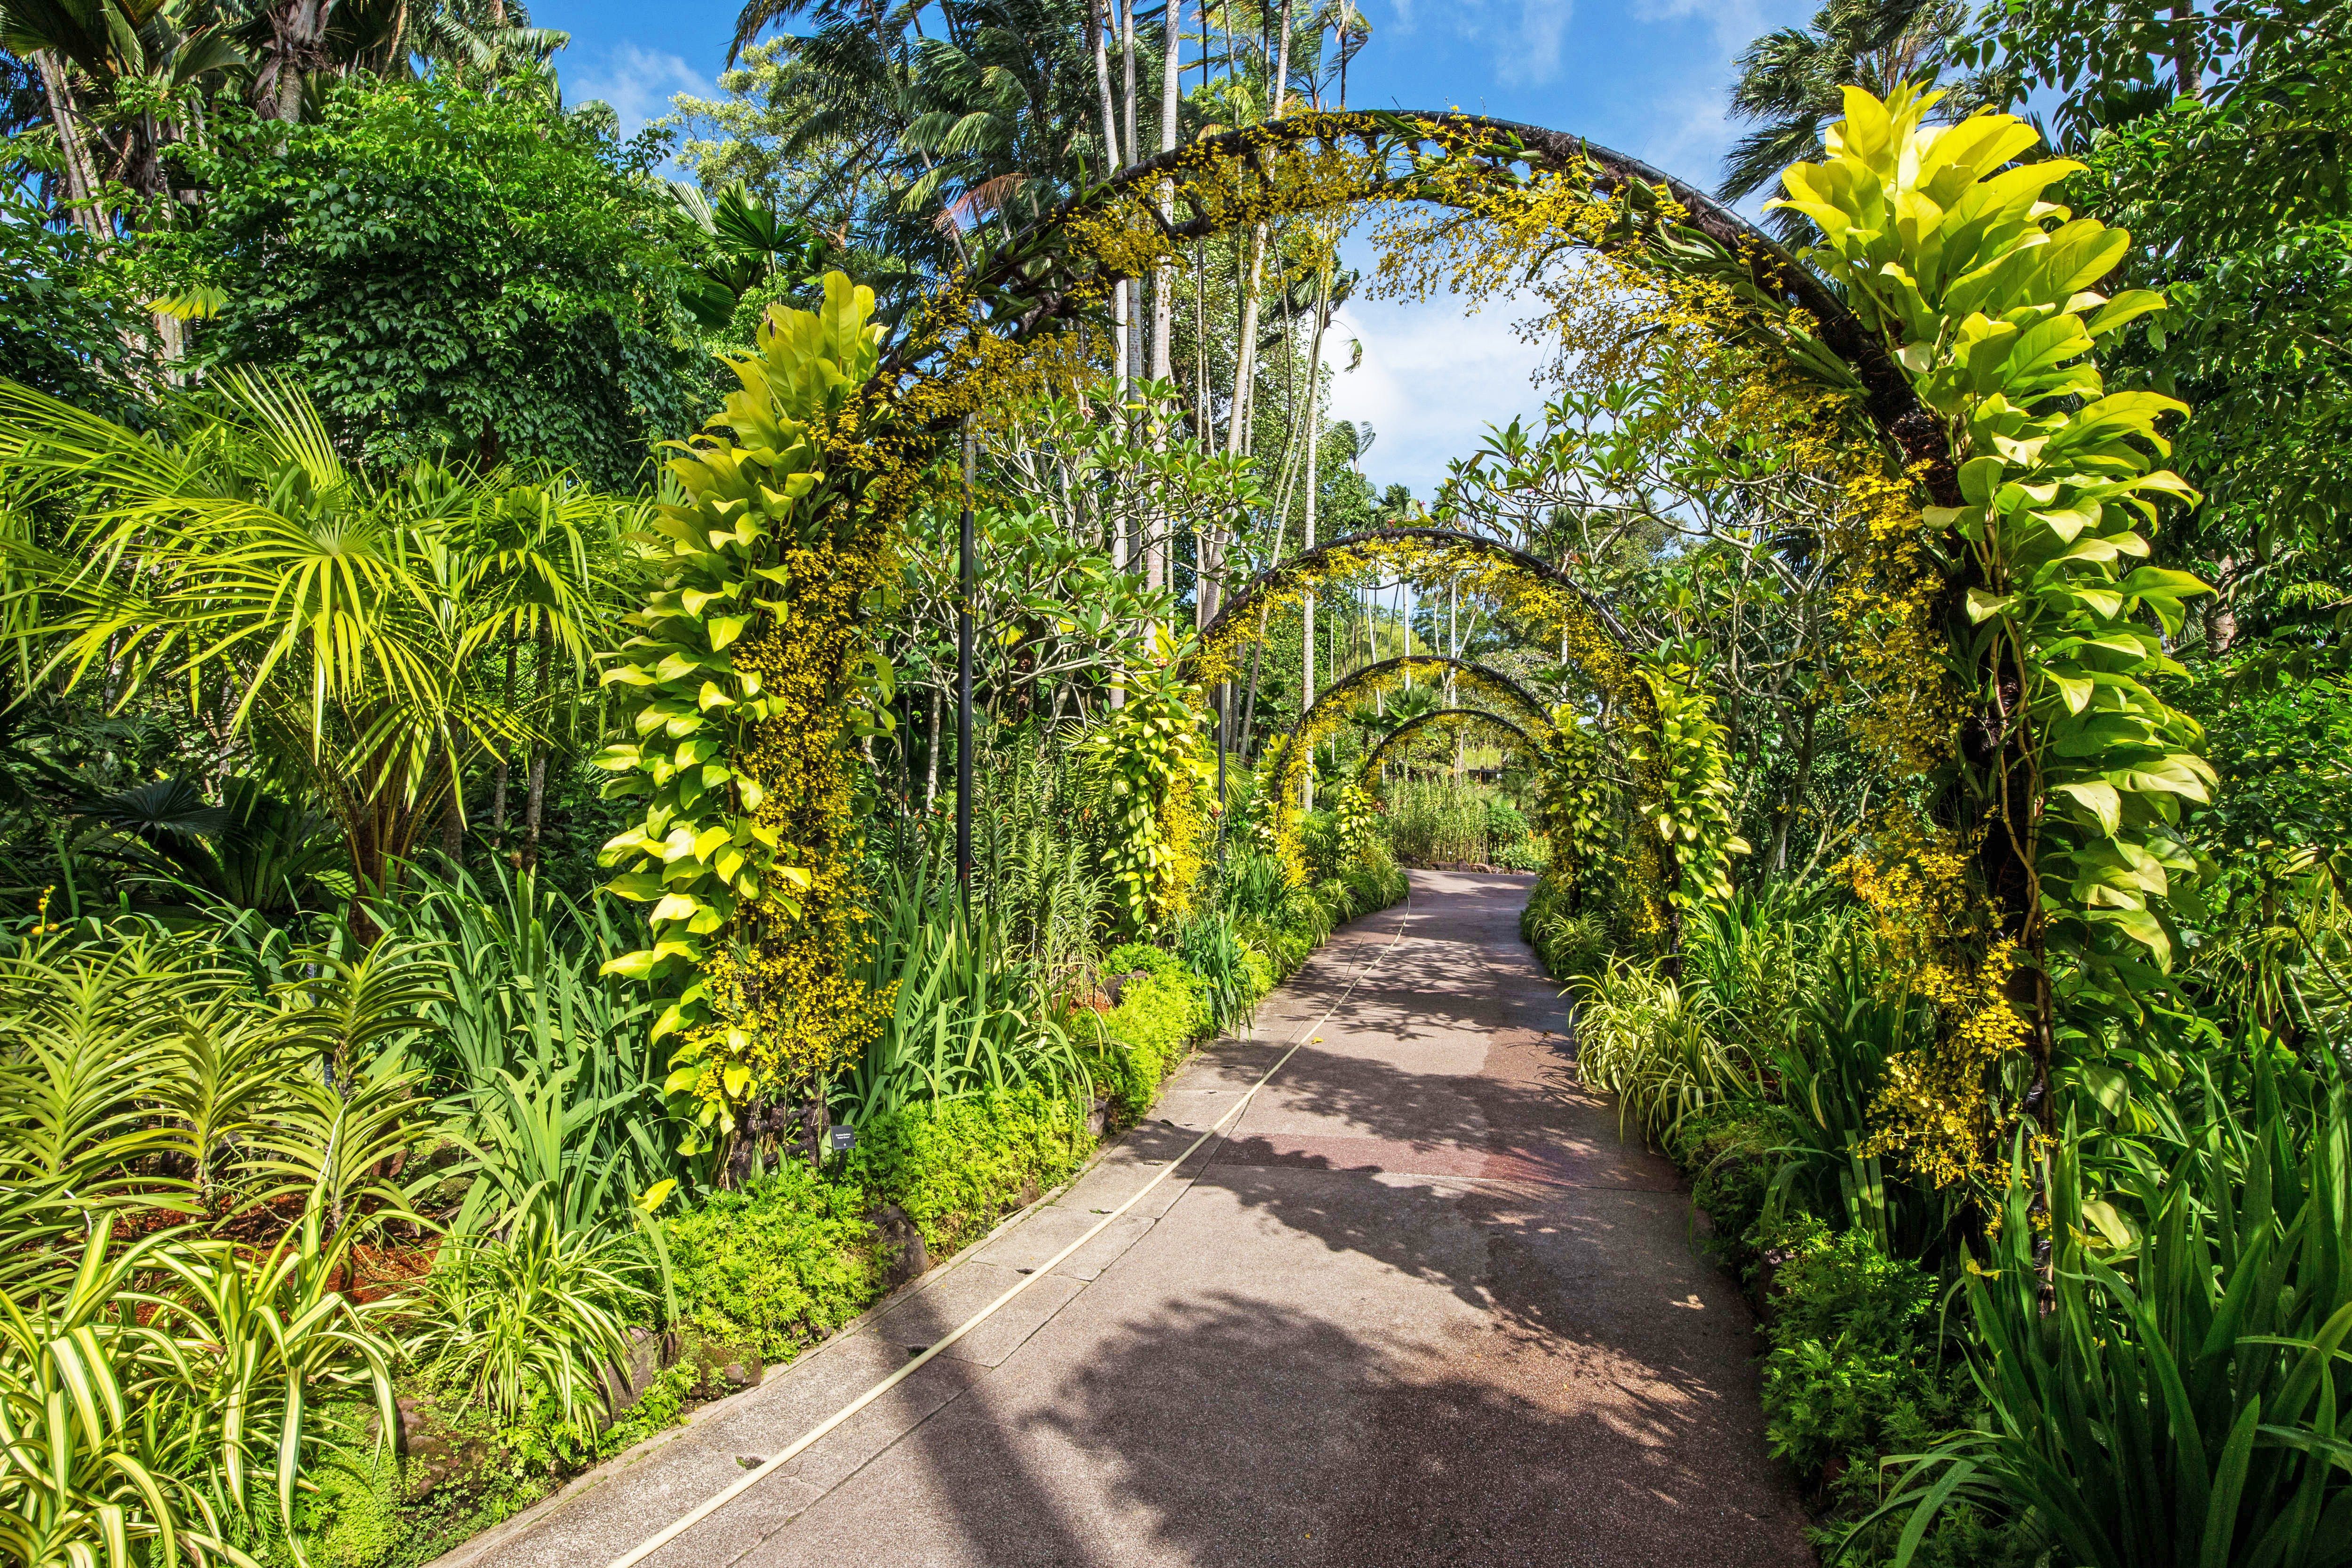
[1260, 654, 1555, 866]
[1362, 708, 1537, 777]
[1186, 526, 1643, 710]
[1184, 527, 1689, 927]
[613, 97, 1966, 1134]
[882, 107, 1947, 491]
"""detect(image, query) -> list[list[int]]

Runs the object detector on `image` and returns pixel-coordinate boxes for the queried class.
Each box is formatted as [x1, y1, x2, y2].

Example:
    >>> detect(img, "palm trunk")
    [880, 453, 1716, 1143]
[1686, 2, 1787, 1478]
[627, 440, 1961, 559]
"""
[1145, 2, 1184, 607]
[34, 52, 109, 245]
[2170, 0, 2201, 98]
[1212, 225, 1264, 628]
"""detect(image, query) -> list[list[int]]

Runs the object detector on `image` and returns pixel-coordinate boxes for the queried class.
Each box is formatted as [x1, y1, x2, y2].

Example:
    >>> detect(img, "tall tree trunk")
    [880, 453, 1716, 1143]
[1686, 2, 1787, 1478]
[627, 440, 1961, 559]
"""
[1120, 0, 1143, 384]
[1766, 700, 1818, 874]
[1448, 580, 1463, 780]
[1298, 270, 1329, 812]
[1213, 226, 1264, 627]
[1091, 0, 1127, 394]
[2170, 0, 2201, 98]
[1143, 3, 1187, 610]
[258, 0, 337, 121]
[2203, 556, 2238, 654]
[1271, 0, 1293, 119]
[924, 686, 942, 811]
[34, 52, 109, 245]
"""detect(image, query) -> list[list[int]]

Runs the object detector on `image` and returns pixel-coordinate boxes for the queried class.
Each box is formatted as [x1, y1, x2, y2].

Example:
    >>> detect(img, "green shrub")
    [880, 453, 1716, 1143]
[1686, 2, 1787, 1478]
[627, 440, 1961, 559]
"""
[663, 1159, 885, 1364]
[1757, 1216, 1955, 1480]
[1523, 870, 1617, 978]
[1665, 1098, 1789, 1258]
[1094, 971, 1208, 1114]
[1754, 1217, 2027, 1567]
[844, 1084, 1094, 1254]
[1493, 833, 1546, 872]
[1103, 940, 1182, 983]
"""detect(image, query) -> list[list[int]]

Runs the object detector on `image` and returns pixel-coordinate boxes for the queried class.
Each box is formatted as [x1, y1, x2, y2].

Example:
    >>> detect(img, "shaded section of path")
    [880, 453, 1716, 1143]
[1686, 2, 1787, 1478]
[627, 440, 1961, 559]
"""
[441, 870, 1811, 1568]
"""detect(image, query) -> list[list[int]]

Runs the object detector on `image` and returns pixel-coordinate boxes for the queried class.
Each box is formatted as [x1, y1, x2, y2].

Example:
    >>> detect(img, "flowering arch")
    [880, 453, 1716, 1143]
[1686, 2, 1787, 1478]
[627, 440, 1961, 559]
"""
[1362, 708, 1537, 777]
[600, 90, 2204, 1190]
[1187, 526, 1646, 716]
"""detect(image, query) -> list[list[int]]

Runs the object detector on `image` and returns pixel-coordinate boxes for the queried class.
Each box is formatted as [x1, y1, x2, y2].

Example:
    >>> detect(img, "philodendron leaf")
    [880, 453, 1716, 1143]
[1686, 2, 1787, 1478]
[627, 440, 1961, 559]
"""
[2051, 780, 2123, 834]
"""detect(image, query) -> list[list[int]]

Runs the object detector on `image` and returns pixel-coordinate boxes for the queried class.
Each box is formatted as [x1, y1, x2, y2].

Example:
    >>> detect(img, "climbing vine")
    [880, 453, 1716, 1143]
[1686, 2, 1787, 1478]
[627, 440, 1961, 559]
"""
[1769, 87, 2214, 1181]
[1361, 708, 1536, 777]
[1633, 652, 1751, 924]
[583, 97, 2205, 1194]
[1080, 653, 1218, 937]
[595, 275, 897, 1159]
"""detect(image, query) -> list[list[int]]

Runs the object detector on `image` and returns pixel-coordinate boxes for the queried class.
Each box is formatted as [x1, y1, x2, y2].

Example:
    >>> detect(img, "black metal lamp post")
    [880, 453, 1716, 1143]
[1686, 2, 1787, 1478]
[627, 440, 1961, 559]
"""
[956, 420, 975, 906]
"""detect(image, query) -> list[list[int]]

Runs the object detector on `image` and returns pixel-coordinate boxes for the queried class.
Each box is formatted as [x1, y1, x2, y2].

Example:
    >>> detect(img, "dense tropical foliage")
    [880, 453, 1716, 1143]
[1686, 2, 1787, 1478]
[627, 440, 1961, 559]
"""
[1, 0, 2348, 1565]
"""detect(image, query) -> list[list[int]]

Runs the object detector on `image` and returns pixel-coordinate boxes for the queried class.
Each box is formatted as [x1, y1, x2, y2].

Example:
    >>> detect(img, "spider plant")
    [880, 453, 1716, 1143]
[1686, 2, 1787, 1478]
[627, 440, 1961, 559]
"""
[1572, 955, 1759, 1144]
[405, 1206, 646, 1425]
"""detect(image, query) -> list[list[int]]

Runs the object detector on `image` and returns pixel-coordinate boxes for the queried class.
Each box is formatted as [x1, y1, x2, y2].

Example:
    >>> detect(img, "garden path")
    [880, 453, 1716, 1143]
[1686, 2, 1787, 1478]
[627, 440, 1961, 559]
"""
[437, 869, 1812, 1568]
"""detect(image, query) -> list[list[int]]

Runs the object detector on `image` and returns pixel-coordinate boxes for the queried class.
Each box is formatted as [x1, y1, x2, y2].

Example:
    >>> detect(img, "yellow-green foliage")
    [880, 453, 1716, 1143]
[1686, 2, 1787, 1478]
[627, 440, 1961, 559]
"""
[1773, 86, 2215, 1177]
[661, 1086, 1094, 1360]
[841, 1086, 1095, 1253]
[1081, 658, 1216, 936]
[1632, 654, 1749, 912]
[593, 274, 890, 1136]
[1333, 780, 1379, 862]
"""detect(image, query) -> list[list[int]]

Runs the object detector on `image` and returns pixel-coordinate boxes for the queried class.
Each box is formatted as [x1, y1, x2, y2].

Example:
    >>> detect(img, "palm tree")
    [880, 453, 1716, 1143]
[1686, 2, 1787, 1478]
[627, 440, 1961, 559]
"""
[0, 373, 633, 896]
[1719, 0, 1996, 226]
[723, 0, 1137, 279]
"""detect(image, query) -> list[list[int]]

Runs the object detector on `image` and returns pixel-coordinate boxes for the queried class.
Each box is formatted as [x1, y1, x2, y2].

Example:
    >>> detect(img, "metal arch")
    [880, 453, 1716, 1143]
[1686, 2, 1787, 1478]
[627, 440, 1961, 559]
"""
[1362, 708, 1537, 777]
[1192, 525, 1637, 669]
[1265, 655, 1553, 804]
[895, 107, 1940, 483]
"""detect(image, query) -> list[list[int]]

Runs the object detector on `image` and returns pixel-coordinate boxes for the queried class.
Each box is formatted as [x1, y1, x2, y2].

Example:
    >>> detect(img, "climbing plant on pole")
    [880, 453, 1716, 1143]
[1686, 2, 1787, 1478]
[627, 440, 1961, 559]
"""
[1770, 86, 2213, 1183]
[595, 274, 896, 1170]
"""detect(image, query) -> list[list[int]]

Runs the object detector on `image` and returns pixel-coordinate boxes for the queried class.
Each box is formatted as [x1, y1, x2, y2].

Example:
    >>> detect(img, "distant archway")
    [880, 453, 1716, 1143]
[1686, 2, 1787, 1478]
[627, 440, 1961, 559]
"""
[1362, 707, 1537, 778]
[1262, 654, 1553, 855]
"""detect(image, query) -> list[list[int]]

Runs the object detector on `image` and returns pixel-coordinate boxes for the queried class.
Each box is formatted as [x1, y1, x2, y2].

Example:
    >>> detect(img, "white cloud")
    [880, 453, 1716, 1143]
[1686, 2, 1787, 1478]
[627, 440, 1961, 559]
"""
[1319, 291, 1555, 502]
[1367, 0, 1570, 91]
[1629, 0, 1772, 53]
[566, 43, 708, 139]
[1621, 0, 1817, 206]
[1497, 0, 1573, 88]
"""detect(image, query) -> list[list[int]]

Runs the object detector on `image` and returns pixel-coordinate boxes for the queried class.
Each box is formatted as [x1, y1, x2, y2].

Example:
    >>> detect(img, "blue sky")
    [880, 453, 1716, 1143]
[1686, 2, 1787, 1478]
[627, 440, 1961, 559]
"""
[545, 0, 1817, 494]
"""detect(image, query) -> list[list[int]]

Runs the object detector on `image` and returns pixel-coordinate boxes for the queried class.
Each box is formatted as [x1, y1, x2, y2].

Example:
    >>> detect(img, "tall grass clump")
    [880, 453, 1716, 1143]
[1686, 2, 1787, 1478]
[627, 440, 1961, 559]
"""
[1869, 1048, 2352, 1568]
[1572, 957, 1759, 1143]
[1383, 775, 1493, 864]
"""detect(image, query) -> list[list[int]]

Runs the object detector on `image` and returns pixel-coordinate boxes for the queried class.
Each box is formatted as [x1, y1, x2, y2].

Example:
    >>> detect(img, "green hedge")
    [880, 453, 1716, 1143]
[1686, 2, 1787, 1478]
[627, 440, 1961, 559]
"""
[841, 1084, 1095, 1254]
[666, 1085, 1096, 1364]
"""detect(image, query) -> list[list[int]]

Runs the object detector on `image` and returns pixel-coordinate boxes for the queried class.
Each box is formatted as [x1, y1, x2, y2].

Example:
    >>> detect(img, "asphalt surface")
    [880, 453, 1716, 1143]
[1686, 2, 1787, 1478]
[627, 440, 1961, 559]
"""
[436, 869, 1813, 1568]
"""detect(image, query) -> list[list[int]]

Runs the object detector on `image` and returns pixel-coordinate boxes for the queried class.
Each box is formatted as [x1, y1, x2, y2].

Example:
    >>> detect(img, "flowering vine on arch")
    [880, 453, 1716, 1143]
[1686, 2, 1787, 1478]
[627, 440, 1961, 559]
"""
[588, 88, 2208, 1195]
[1361, 708, 1538, 778]
[1191, 527, 1733, 944]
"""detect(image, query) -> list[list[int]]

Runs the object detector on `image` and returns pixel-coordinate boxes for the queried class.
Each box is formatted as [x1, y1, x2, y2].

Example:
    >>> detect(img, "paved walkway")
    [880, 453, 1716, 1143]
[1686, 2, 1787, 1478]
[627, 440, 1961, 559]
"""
[441, 870, 1812, 1568]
